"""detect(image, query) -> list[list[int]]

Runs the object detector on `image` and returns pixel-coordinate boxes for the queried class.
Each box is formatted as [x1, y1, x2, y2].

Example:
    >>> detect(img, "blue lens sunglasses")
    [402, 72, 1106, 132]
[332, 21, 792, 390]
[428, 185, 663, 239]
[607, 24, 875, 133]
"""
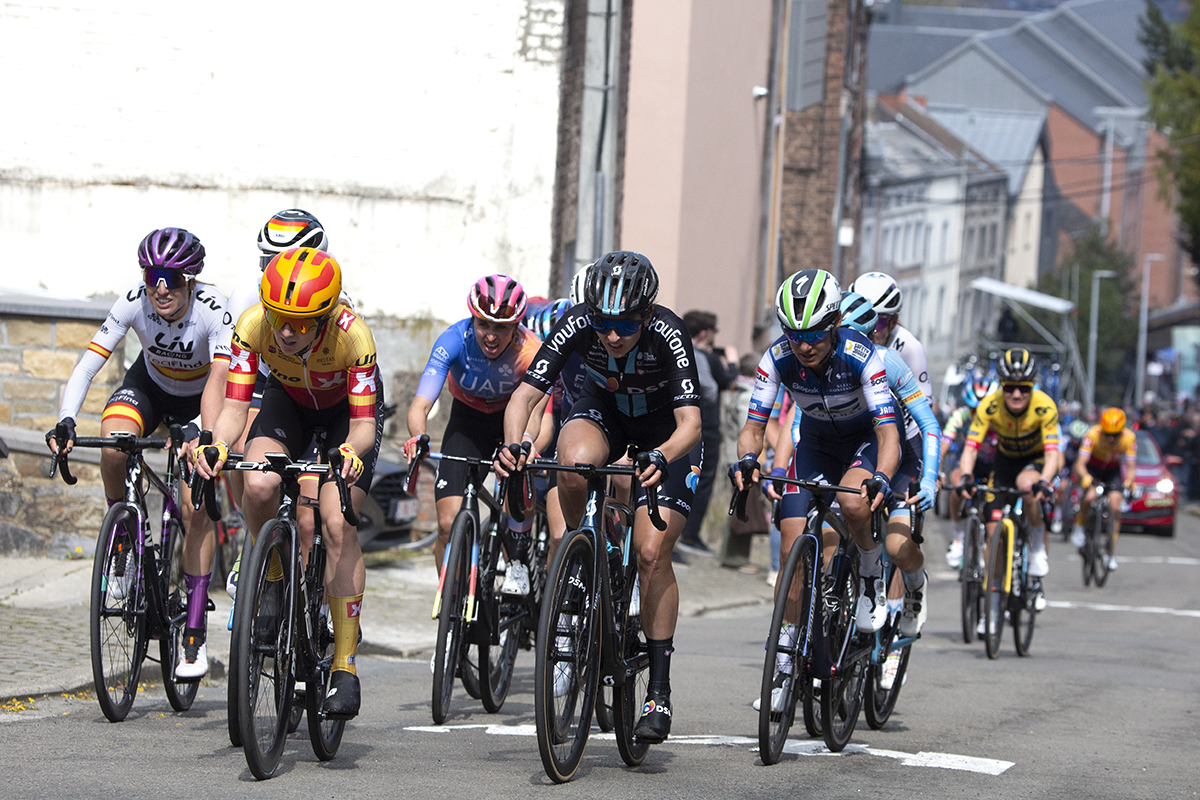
[591, 316, 643, 336]
[783, 325, 834, 345]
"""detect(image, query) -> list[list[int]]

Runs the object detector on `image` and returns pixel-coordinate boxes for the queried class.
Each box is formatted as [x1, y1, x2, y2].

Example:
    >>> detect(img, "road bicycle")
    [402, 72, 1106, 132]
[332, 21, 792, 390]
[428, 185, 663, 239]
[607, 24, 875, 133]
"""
[529, 453, 664, 783]
[48, 421, 206, 722]
[1081, 480, 1124, 588]
[405, 436, 549, 724]
[196, 440, 360, 780]
[957, 480, 987, 644]
[979, 485, 1045, 659]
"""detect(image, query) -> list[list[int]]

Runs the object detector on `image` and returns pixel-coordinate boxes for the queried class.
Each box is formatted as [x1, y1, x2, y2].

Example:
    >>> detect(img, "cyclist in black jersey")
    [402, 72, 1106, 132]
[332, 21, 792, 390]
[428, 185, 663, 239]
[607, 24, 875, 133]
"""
[497, 251, 702, 745]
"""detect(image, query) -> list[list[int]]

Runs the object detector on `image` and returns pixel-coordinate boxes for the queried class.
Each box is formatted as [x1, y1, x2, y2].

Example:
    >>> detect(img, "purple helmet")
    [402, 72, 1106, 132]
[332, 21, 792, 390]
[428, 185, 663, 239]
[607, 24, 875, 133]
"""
[137, 228, 206, 275]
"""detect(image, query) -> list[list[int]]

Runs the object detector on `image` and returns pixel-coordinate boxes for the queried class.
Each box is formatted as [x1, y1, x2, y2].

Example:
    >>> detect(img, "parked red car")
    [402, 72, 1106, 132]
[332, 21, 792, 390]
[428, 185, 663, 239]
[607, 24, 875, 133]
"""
[1121, 430, 1178, 536]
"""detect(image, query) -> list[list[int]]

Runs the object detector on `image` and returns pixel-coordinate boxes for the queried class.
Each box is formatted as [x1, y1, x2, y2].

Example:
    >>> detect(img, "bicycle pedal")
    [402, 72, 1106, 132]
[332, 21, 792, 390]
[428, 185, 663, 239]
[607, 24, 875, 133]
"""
[206, 598, 216, 612]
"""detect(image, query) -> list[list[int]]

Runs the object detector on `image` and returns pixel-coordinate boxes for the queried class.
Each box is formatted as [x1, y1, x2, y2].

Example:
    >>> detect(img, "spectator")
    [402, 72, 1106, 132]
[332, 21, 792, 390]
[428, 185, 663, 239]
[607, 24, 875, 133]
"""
[677, 311, 739, 555]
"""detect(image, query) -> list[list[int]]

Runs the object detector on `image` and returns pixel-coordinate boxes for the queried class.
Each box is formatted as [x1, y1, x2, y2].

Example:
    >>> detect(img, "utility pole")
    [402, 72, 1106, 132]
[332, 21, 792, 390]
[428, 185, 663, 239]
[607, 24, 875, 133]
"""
[1087, 269, 1116, 415]
[1135, 253, 1165, 404]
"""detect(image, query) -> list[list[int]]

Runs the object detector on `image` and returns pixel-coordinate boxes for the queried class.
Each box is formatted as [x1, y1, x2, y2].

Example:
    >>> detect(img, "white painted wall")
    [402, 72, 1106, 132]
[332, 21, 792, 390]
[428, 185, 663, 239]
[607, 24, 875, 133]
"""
[0, 1, 563, 320]
[1005, 147, 1044, 290]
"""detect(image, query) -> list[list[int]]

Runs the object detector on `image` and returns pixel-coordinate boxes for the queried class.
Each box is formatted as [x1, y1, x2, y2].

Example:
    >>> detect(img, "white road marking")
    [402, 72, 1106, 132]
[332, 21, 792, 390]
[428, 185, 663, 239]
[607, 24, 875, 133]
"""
[1092, 556, 1200, 565]
[1046, 600, 1200, 618]
[405, 724, 1014, 774]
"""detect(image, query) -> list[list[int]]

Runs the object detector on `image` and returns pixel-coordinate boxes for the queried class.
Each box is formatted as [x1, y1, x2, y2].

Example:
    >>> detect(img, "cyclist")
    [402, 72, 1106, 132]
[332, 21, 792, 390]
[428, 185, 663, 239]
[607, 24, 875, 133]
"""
[1071, 407, 1137, 571]
[194, 247, 383, 719]
[956, 348, 1060, 603]
[223, 209, 331, 598]
[943, 376, 998, 568]
[496, 250, 702, 744]
[48, 227, 233, 681]
[849, 272, 934, 413]
[404, 275, 546, 597]
[732, 271, 899, 712]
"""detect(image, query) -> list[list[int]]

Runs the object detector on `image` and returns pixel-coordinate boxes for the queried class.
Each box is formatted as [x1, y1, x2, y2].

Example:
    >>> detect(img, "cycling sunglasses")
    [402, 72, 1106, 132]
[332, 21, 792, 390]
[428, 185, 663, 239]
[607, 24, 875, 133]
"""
[1001, 382, 1033, 395]
[591, 316, 643, 337]
[143, 267, 189, 291]
[263, 306, 326, 334]
[874, 313, 895, 333]
[783, 325, 834, 345]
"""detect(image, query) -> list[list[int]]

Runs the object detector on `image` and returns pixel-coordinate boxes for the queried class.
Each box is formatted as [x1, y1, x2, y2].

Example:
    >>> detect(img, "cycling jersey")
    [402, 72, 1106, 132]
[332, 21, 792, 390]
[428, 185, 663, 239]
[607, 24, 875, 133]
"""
[416, 318, 542, 414]
[943, 405, 998, 466]
[885, 324, 932, 403]
[522, 305, 701, 417]
[748, 328, 896, 435]
[226, 303, 378, 419]
[59, 282, 234, 421]
[965, 389, 1059, 460]
[1078, 425, 1136, 471]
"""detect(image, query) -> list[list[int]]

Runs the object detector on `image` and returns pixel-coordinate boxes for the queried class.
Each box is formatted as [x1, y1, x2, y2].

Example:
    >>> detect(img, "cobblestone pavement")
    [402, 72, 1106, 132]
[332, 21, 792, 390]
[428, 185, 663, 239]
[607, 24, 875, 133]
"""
[0, 531, 782, 702]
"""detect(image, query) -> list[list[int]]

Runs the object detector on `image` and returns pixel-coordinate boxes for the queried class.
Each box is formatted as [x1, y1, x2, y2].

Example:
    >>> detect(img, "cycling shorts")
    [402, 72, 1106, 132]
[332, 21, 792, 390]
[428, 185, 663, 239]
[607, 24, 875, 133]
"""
[563, 394, 698, 518]
[778, 428, 879, 521]
[101, 353, 202, 437]
[887, 435, 923, 518]
[1086, 463, 1121, 489]
[434, 399, 505, 503]
[983, 457, 1043, 520]
[248, 374, 383, 489]
[249, 370, 268, 411]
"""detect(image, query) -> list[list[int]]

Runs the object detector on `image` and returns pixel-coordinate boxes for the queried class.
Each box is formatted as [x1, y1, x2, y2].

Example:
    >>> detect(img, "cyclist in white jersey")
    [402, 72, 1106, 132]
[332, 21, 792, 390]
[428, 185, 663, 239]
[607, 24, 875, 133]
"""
[49, 227, 233, 680]
[849, 272, 934, 410]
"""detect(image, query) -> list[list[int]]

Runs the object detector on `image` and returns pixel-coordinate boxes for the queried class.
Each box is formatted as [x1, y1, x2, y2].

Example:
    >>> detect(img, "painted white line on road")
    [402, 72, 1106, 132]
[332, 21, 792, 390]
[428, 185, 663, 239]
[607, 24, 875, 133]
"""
[1094, 556, 1200, 565]
[405, 724, 1014, 774]
[1046, 600, 1200, 618]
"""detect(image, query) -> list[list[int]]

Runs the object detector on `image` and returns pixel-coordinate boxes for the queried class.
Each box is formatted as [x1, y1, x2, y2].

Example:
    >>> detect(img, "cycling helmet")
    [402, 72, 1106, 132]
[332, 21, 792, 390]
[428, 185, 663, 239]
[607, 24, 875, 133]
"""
[137, 228, 205, 275]
[848, 271, 902, 315]
[1069, 418, 1090, 439]
[1100, 407, 1126, 434]
[584, 251, 659, 317]
[258, 209, 329, 255]
[775, 269, 841, 331]
[839, 292, 878, 337]
[962, 377, 998, 410]
[531, 298, 572, 340]
[570, 268, 590, 305]
[260, 248, 342, 317]
[468, 274, 528, 323]
[997, 348, 1036, 383]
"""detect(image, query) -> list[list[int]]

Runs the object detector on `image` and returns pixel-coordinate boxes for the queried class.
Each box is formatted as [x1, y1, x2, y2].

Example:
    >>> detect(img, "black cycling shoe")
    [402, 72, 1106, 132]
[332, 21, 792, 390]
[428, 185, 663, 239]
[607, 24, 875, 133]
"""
[632, 692, 672, 744]
[321, 670, 361, 720]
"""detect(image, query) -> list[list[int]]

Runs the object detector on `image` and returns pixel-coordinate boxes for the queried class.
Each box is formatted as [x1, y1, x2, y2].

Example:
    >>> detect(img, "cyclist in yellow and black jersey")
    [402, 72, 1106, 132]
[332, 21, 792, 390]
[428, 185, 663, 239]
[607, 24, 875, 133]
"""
[957, 349, 1061, 587]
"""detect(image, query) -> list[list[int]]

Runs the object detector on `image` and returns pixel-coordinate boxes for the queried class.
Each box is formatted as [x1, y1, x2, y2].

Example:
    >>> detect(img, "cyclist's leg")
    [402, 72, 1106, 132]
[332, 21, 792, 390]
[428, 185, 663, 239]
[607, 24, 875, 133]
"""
[98, 356, 159, 503]
[1107, 486, 1123, 565]
[555, 399, 618, 527]
[1014, 463, 1048, 577]
[886, 443, 925, 622]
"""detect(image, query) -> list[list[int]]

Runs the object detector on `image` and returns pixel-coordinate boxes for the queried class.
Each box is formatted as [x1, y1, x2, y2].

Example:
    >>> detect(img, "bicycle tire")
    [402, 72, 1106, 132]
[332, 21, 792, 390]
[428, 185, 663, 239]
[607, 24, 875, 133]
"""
[801, 674, 822, 738]
[984, 520, 1012, 660]
[960, 516, 984, 644]
[160, 519, 199, 712]
[758, 533, 816, 764]
[614, 550, 650, 767]
[595, 687, 615, 732]
[863, 619, 910, 730]
[1093, 502, 1112, 588]
[480, 603, 521, 713]
[227, 527, 254, 747]
[1012, 539, 1037, 656]
[432, 512, 473, 723]
[1082, 506, 1099, 587]
[534, 526, 599, 784]
[820, 543, 864, 752]
[236, 519, 296, 780]
[306, 609, 346, 760]
[90, 503, 147, 722]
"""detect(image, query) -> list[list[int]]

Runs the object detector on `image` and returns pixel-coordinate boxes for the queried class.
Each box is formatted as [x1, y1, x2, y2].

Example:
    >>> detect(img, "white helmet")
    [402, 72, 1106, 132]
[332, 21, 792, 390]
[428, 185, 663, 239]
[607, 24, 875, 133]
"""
[569, 267, 590, 305]
[849, 272, 902, 316]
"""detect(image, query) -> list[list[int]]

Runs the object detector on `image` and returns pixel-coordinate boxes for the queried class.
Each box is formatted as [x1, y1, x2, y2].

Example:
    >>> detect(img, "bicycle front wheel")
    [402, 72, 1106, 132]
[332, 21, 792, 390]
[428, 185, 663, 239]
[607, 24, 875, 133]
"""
[984, 520, 1012, 660]
[1012, 540, 1037, 656]
[614, 551, 650, 767]
[235, 519, 296, 780]
[534, 526, 599, 783]
[228, 527, 254, 747]
[863, 626, 910, 729]
[960, 516, 984, 644]
[159, 519, 199, 712]
[820, 544, 864, 752]
[1093, 504, 1113, 588]
[759, 533, 816, 764]
[432, 512, 474, 724]
[90, 503, 147, 722]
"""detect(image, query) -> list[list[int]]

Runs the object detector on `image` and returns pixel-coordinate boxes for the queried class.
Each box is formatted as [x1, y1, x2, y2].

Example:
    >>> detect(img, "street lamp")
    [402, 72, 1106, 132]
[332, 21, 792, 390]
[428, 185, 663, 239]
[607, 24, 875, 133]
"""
[1087, 269, 1117, 416]
[1135, 253, 1166, 405]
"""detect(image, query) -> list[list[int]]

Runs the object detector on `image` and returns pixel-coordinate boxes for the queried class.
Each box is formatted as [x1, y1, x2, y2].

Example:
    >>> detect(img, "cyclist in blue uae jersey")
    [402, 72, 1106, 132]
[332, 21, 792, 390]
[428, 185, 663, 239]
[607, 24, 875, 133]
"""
[732, 270, 899, 711]
[497, 250, 702, 744]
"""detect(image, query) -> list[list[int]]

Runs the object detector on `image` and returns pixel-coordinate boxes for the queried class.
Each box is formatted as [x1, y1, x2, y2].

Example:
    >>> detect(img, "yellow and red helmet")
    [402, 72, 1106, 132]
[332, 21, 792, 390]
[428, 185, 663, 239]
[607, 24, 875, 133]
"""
[260, 248, 342, 320]
[1100, 407, 1126, 435]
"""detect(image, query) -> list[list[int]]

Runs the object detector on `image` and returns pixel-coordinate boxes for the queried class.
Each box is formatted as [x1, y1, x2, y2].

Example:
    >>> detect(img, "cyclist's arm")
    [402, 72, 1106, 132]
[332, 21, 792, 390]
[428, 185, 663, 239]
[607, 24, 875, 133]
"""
[1073, 441, 1093, 483]
[1122, 433, 1138, 488]
[521, 391, 552, 452]
[533, 394, 556, 455]
[497, 382, 547, 474]
[640, 404, 701, 489]
[860, 347, 899, 479]
[733, 349, 782, 488]
[57, 300, 131, 426]
[1039, 402, 1061, 483]
[199, 358, 230, 434]
[409, 325, 464, 434]
[897, 331, 933, 402]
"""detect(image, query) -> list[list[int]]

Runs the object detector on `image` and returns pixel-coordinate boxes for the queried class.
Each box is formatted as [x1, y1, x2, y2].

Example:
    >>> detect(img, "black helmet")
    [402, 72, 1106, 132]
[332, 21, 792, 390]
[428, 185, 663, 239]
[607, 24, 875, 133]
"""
[584, 251, 659, 316]
[998, 348, 1036, 382]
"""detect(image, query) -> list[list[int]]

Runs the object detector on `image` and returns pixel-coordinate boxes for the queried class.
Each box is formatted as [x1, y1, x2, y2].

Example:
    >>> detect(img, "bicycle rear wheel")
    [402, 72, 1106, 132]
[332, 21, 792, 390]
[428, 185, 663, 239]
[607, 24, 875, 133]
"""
[479, 601, 521, 713]
[759, 533, 816, 764]
[863, 623, 910, 729]
[432, 512, 474, 724]
[236, 519, 296, 780]
[160, 519, 199, 712]
[960, 516, 984, 643]
[534, 526, 599, 784]
[90, 503, 147, 722]
[306, 608, 346, 761]
[983, 520, 1012, 660]
[614, 551, 650, 767]
[1093, 504, 1112, 588]
[1012, 541, 1037, 657]
[820, 544, 864, 752]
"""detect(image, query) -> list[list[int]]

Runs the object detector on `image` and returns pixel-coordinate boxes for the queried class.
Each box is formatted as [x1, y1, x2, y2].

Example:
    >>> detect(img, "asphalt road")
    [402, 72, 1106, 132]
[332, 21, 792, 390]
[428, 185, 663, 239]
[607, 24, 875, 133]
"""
[4, 513, 1198, 799]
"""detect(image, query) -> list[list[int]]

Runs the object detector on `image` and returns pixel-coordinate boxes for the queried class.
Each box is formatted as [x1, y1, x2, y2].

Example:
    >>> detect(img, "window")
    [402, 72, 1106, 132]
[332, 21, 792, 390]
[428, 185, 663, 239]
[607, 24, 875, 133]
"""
[964, 228, 975, 264]
[988, 223, 997, 257]
[936, 286, 945, 337]
[977, 225, 987, 260]
[863, 224, 874, 268]
[923, 225, 931, 263]
[881, 228, 890, 264]
[1024, 212, 1032, 250]
[940, 220, 949, 263]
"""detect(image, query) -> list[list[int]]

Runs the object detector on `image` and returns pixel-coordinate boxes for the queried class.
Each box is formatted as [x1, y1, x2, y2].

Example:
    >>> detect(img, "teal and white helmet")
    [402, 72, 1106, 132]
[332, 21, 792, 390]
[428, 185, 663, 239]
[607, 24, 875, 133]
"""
[775, 269, 842, 331]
